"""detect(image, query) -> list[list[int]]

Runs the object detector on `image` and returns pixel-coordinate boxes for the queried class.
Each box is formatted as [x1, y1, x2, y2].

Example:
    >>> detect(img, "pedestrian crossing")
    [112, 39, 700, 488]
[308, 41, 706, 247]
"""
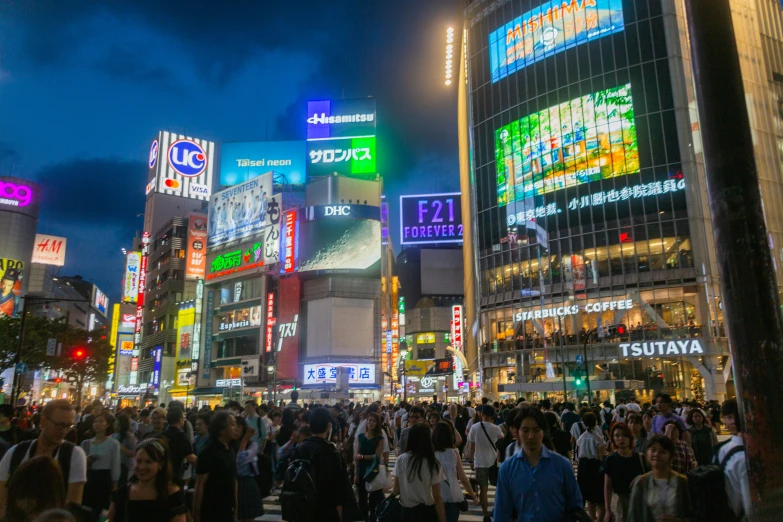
[257, 452, 496, 521]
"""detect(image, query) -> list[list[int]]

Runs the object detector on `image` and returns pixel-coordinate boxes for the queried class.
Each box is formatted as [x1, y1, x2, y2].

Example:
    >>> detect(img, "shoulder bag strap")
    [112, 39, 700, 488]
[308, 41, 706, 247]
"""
[479, 422, 497, 451]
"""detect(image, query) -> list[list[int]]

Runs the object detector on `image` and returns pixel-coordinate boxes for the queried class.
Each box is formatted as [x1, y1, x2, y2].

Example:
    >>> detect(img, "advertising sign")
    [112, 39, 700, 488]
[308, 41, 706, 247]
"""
[276, 277, 300, 380]
[203, 290, 214, 380]
[217, 305, 262, 332]
[404, 359, 454, 378]
[496, 83, 638, 205]
[0, 176, 41, 218]
[122, 252, 141, 303]
[186, 213, 208, 279]
[208, 241, 264, 281]
[306, 98, 377, 141]
[416, 332, 436, 344]
[307, 137, 376, 177]
[0, 258, 23, 318]
[305, 204, 380, 221]
[513, 298, 633, 322]
[400, 193, 463, 245]
[176, 303, 195, 361]
[92, 286, 108, 317]
[451, 305, 463, 349]
[207, 173, 273, 249]
[241, 356, 260, 377]
[120, 314, 136, 329]
[220, 141, 306, 187]
[618, 339, 704, 358]
[263, 194, 282, 266]
[134, 232, 150, 354]
[31, 234, 67, 266]
[152, 347, 162, 388]
[297, 218, 381, 273]
[147, 131, 215, 201]
[265, 292, 275, 353]
[120, 340, 134, 356]
[489, 0, 625, 83]
[282, 210, 299, 274]
[303, 363, 376, 385]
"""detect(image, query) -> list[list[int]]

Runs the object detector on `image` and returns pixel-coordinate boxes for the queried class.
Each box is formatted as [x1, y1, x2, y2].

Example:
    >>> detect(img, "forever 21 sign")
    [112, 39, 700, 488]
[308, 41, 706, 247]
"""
[400, 193, 463, 246]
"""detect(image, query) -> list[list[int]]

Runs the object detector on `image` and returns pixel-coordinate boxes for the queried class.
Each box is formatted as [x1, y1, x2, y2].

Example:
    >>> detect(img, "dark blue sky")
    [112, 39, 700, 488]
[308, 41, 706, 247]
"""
[0, 0, 460, 303]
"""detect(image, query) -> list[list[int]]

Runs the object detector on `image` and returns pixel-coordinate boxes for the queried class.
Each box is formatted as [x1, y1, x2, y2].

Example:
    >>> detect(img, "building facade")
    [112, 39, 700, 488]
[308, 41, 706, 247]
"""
[457, 0, 783, 402]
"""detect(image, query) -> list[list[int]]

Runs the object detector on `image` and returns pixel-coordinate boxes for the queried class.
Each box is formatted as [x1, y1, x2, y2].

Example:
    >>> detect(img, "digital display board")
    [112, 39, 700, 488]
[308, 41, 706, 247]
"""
[307, 137, 376, 177]
[400, 193, 463, 245]
[489, 0, 625, 83]
[303, 363, 376, 385]
[207, 173, 273, 248]
[220, 141, 306, 187]
[92, 285, 108, 317]
[176, 303, 195, 361]
[297, 218, 381, 273]
[307, 98, 376, 141]
[495, 83, 638, 205]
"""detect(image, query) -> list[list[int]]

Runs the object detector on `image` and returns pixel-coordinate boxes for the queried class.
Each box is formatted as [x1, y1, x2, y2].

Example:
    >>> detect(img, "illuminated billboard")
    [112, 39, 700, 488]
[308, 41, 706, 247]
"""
[176, 303, 195, 361]
[307, 98, 376, 141]
[220, 141, 306, 187]
[122, 252, 141, 303]
[307, 137, 376, 177]
[217, 305, 263, 332]
[400, 193, 463, 245]
[207, 173, 273, 249]
[92, 285, 108, 317]
[31, 234, 67, 266]
[147, 131, 215, 201]
[297, 218, 381, 273]
[489, 0, 625, 83]
[186, 213, 207, 279]
[208, 241, 263, 281]
[0, 176, 41, 219]
[495, 83, 638, 205]
[303, 363, 376, 385]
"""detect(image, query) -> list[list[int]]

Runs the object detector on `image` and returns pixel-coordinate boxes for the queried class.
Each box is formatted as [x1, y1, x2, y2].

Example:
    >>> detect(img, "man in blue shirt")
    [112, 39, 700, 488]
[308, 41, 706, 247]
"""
[494, 407, 582, 522]
[651, 393, 691, 446]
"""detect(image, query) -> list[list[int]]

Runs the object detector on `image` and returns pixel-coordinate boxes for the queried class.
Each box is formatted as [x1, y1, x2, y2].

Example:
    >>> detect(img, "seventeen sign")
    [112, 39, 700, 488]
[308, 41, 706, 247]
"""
[400, 193, 463, 245]
[31, 234, 67, 266]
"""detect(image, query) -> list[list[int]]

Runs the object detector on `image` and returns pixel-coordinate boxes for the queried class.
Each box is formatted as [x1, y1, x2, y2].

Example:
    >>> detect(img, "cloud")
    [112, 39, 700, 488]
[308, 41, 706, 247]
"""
[93, 46, 181, 91]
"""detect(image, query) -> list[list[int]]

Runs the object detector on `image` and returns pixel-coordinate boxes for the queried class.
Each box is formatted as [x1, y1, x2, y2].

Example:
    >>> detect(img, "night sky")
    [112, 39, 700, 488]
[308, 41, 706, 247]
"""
[0, 1, 460, 303]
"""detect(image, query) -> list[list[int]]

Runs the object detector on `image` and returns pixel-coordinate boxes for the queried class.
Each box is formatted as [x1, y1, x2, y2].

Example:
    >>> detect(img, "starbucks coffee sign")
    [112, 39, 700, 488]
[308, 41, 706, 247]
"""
[619, 339, 704, 358]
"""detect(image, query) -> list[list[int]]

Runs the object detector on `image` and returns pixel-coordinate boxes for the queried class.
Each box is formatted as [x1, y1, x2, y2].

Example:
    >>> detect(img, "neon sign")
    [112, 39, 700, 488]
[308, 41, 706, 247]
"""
[0, 180, 33, 207]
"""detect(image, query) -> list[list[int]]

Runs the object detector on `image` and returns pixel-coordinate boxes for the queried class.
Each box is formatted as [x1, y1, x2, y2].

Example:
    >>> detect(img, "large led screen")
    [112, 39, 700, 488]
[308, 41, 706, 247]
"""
[220, 141, 306, 187]
[297, 219, 381, 272]
[495, 83, 638, 205]
[207, 173, 273, 248]
[489, 0, 625, 83]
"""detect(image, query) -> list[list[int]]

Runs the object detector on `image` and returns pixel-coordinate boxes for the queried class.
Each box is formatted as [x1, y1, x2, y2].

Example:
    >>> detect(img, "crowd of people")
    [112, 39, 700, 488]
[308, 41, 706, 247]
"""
[0, 391, 751, 522]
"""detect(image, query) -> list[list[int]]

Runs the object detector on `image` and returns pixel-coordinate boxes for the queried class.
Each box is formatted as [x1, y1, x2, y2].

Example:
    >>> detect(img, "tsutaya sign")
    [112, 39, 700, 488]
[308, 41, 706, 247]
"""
[515, 299, 633, 322]
[619, 339, 704, 358]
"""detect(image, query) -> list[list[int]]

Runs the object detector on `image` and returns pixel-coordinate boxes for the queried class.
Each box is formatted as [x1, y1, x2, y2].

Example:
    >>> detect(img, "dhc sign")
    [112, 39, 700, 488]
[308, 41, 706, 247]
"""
[619, 339, 705, 358]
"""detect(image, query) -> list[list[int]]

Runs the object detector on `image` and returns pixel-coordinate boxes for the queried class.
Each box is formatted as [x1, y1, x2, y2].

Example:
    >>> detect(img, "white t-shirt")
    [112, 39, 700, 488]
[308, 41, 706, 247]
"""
[626, 403, 641, 413]
[467, 421, 503, 468]
[0, 442, 87, 484]
[393, 452, 444, 508]
[717, 435, 752, 519]
[576, 430, 606, 459]
[435, 449, 462, 503]
[393, 409, 406, 429]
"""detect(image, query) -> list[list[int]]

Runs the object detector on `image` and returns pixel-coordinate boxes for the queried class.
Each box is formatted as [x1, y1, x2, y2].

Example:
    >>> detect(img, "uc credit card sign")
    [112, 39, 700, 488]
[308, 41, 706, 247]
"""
[489, 0, 625, 83]
[400, 193, 463, 246]
[220, 141, 306, 187]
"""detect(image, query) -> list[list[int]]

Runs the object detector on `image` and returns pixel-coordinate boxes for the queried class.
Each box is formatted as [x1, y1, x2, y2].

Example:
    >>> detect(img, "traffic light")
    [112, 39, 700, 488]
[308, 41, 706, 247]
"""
[71, 347, 86, 359]
[573, 369, 584, 387]
[606, 323, 628, 338]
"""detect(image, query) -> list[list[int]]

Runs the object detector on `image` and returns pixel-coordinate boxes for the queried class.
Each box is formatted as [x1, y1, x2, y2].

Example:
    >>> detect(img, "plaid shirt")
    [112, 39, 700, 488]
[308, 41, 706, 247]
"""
[671, 440, 697, 474]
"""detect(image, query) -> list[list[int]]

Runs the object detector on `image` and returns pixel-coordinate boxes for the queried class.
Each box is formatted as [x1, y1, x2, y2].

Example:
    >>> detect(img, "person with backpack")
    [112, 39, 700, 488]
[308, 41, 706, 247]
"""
[281, 407, 353, 522]
[714, 399, 751, 521]
[627, 435, 692, 522]
[0, 400, 87, 518]
[603, 423, 647, 522]
[392, 423, 446, 522]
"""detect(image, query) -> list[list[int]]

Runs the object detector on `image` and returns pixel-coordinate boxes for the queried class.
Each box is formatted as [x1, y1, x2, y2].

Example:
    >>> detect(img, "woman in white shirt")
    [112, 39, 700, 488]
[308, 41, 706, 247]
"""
[393, 423, 446, 522]
[432, 422, 477, 522]
[576, 412, 607, 522]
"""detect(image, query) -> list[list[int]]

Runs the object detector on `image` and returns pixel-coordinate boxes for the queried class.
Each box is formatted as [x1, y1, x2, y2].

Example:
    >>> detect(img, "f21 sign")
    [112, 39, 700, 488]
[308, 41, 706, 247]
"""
[400, 193, 463, 245]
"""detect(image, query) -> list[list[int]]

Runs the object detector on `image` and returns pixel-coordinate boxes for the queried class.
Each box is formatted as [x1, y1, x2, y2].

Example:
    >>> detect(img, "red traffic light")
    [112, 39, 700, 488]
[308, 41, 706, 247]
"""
[616, 325, 626, 335]
[72, 348, 86, 359]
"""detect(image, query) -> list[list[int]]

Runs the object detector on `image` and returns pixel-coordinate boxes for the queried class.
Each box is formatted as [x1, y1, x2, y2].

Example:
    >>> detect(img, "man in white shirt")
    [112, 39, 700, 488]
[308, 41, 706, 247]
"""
[625, 397, 641, 413]
[716, 399, 751, 521]
[467, 405, 503, 522]
[0, 400, 87, 517]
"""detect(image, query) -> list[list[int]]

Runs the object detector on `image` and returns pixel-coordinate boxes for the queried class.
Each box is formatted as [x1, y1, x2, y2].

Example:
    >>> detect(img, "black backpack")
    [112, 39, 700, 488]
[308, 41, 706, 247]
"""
[280, 457, 320, 522]
[9, 439, 74, 481]
[686, 444, 745, 522]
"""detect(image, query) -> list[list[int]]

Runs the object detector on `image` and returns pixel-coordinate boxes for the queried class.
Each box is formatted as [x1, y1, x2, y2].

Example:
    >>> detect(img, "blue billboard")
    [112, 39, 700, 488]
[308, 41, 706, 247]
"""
[489, 0, 625, 83]
[220, 141, 306, 187]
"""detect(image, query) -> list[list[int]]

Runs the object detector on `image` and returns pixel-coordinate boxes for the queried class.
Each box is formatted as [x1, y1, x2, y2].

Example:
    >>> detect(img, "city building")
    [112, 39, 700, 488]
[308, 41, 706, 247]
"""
[456, 0, 783, 402]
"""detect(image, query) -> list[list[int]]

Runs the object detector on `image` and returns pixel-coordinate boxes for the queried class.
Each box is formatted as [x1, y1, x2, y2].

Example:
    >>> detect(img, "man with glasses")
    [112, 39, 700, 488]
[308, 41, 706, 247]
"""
[0, 400, 87, 517]
[396, 406, 425, 457]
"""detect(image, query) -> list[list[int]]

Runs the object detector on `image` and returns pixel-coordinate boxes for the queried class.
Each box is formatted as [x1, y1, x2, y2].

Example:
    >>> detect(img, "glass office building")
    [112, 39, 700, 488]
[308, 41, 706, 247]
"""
[459, 0, 783, 402]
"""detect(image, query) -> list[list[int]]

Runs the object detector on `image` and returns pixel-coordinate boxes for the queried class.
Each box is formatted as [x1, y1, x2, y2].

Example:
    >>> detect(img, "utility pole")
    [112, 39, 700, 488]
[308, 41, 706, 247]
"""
[685, 0, 783, 510]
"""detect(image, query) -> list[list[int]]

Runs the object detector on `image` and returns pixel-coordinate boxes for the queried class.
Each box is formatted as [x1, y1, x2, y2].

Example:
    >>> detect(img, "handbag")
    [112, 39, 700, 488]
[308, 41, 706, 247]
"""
[376, 494, 402, 522]
[479, 421, 499, 486]
[366, 463, 393, 492]
[362, 455, 381, 483]
[443, 478, 469, 512]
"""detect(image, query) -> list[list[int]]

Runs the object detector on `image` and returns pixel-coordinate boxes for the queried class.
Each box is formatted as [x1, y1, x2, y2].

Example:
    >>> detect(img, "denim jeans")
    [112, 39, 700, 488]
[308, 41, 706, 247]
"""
[444, 502, 462, 522]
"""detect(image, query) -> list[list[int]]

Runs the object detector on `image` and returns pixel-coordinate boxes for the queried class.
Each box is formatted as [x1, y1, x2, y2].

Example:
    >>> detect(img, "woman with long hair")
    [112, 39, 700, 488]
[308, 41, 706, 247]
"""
[576, 412, 607, 522]
[432, 422, 477, 522]
[627, 413, 648, 455]
[627, 436, 692, 522]
[353, 412, 385, 522]
[454, 405, 469, 456]
[235, 417, 264, 522]
[107, 439, 187, 522]
[275, 408, 296, 448]
[392, 423, 446, 522]
[5, 456, 66, 522]
[112, 414, 137, 495]
[686, 409, 717, 467]
[81, 412, 121, 521]
[602, 423, 647, 522]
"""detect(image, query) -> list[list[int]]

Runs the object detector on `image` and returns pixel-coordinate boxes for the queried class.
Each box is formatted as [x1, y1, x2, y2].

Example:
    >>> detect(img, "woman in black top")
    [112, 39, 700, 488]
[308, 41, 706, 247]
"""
[602, 423, 646, 522]
[545, 412, 572, 459]
[108, 438, 187, 522]
[454, 407, 470, 457]
[275, 408, 296, 447]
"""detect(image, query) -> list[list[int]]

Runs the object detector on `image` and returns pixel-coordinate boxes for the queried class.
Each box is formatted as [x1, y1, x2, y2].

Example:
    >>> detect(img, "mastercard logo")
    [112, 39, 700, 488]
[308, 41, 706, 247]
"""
[164, 179, 180, 189]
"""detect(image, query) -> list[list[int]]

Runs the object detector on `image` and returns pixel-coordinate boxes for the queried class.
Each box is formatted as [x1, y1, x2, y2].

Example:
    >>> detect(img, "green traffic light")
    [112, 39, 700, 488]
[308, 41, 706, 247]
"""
[575, 378, 582, 386]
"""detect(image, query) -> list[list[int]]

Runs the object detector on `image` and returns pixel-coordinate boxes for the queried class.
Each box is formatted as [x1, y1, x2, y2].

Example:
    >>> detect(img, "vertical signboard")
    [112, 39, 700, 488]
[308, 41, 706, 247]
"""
[122, 252, 141, 303]
[265, 292, 275, 353]
[152, 347, 162, 389]
[186, 213, 208, 279]
[192, 279, 203, 373]
[176, 303, 195, 361]
[0, 258, 23, 318]
[202, 289, 214, 380]
[263, 194, 282, 266]
[133, 233, 150, 356]
[452, 305, 463, 350]
[282, 209, 298, 273]
[275, 277, 301, 381]
[108, 303, 120, 391]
